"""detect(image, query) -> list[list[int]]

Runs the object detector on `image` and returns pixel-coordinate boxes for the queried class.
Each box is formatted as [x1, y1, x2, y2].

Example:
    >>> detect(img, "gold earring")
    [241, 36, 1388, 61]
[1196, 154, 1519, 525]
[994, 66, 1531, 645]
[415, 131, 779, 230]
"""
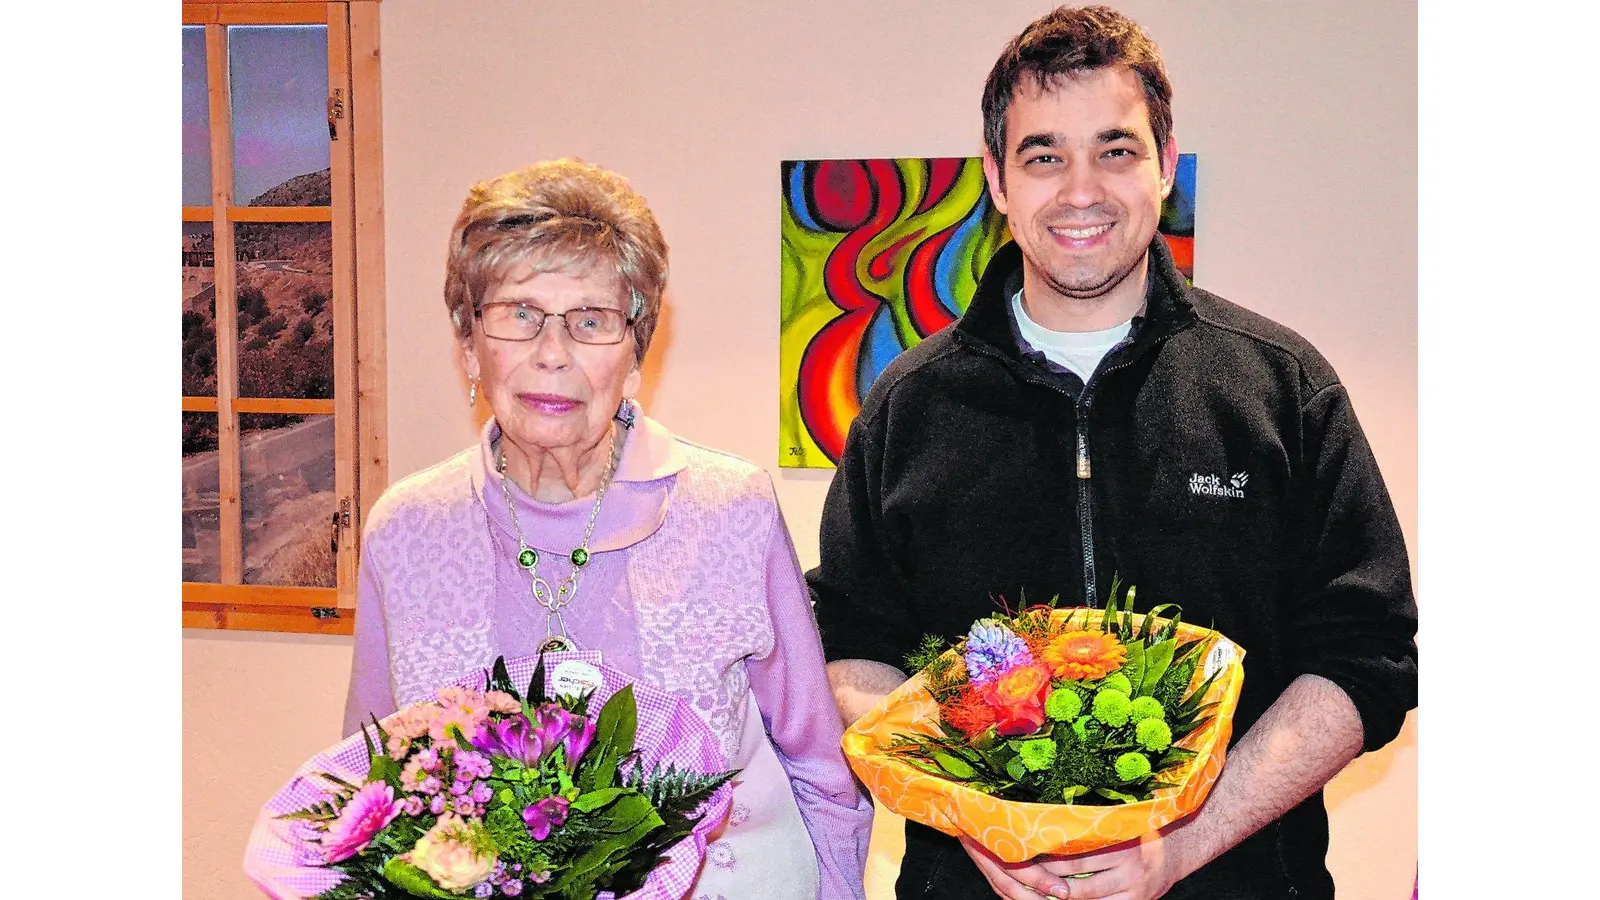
[468, 379, 478, 407]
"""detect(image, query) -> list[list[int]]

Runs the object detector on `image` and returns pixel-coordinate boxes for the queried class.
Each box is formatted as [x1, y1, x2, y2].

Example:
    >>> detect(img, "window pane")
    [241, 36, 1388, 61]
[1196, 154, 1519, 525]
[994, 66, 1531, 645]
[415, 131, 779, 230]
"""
[183, 223, 217, 396]
[241, 413, 335, 587]
[183, 26, 211, 207]
[235, 222, 334, 399]
[183, 412, 221, 583]
[228, 25, 330, 206]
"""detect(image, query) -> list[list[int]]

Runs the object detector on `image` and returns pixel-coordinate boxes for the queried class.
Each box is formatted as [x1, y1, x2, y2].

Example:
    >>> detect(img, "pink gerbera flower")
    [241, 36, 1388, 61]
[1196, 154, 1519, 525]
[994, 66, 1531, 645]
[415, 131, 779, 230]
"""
[321, 782, 403, 862]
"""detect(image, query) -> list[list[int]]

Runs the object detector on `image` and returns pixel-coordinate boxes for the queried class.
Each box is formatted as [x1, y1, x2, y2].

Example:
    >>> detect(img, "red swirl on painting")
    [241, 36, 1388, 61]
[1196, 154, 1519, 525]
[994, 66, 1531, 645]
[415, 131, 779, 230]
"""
[798, 160, 904, 461]
[904, 223, 960, 337]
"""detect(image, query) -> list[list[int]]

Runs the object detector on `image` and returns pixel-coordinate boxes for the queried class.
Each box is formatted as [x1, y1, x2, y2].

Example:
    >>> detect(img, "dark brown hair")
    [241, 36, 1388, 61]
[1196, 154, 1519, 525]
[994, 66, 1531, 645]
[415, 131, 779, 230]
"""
[982, 5, 1173, 184]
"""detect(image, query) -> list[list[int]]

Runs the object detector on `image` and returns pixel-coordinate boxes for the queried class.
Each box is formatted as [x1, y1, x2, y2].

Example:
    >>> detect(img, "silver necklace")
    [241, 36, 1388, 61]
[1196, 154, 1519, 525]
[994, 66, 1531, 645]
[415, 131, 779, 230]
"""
[495, 429, 619, 653]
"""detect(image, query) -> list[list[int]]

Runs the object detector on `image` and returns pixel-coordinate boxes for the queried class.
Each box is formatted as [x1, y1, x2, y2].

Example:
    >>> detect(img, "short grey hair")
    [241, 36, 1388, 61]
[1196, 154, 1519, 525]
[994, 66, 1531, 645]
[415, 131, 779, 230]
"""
[443, 158, 668, 366]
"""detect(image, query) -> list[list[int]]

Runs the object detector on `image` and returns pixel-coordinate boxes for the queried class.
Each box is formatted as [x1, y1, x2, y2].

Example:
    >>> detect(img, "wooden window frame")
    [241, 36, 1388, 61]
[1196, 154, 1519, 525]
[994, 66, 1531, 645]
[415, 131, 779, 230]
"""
[182, 0, 386, 635]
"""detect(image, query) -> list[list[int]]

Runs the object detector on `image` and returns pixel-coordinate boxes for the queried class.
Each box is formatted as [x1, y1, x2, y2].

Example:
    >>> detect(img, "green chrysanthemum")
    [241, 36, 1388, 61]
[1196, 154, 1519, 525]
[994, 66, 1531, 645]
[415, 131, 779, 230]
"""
[1018, 738, 1058, 772]
[1045, 687, 1084, 722]
[1129, 696, 1165, 723]
[1092, 688, 1131, 727]
[1135, 717, 1173, 752]
[1114, 751, 1152, 781]
[1100, 673, 1133, 695]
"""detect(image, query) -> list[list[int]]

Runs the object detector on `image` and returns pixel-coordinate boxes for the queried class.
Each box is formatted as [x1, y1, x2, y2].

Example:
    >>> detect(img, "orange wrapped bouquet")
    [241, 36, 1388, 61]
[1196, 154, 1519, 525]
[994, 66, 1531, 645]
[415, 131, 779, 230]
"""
[842, 586, 1245, 863]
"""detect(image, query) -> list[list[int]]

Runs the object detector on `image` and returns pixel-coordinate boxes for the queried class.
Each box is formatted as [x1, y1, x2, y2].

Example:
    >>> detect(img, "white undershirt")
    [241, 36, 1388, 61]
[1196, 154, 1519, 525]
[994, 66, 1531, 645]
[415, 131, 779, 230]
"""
[1011, 288, 1134, 383]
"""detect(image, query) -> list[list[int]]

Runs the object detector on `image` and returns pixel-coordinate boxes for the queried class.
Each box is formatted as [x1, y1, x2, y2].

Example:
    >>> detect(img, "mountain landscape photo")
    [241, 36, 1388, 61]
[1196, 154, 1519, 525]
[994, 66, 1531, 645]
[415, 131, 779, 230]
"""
[182, 168, 338, 588]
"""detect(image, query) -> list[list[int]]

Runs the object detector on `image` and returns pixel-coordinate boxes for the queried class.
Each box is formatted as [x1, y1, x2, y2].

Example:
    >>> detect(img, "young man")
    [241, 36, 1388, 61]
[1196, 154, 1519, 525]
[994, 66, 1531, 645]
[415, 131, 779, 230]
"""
[808, 6, 1417, 900]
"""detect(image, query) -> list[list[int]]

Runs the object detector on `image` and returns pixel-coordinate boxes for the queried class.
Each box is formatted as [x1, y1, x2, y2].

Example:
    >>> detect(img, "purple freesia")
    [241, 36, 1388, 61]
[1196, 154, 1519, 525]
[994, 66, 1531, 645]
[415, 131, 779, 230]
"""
[320, 781, 403, 862]
[527, 706, 577, 766]
[471, 704, 595, 772]
[521, 796, 571, 841]
[472, 711, 562, 767]
[471, 712, 535, 762]
[554, 710, 596, 771]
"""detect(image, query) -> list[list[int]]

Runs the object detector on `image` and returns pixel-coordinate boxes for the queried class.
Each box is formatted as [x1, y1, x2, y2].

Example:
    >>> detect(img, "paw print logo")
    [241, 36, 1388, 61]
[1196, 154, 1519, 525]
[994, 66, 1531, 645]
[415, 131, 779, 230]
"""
[1229, 472, 1249, 490]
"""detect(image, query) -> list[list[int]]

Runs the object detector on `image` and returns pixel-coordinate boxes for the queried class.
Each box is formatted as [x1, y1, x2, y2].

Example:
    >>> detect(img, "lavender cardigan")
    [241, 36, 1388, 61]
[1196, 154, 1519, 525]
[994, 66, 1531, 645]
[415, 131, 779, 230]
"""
[343, 416, 872, 899]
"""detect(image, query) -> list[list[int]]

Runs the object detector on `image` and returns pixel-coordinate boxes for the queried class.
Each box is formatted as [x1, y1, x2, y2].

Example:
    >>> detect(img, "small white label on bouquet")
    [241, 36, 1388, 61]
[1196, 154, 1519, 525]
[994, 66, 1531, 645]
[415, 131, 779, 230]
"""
[1204, 641, 1236, 680]
[551, 660, 604, 699]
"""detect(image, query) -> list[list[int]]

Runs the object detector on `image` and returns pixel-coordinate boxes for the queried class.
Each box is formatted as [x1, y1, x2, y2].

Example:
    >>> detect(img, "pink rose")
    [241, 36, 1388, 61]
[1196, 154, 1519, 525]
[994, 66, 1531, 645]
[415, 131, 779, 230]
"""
[404, 813, 497, 891]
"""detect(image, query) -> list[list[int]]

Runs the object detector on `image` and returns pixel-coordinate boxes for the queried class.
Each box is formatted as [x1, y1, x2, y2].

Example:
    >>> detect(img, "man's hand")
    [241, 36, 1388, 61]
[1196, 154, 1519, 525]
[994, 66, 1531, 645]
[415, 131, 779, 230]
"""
[1012, 673, 1365, 899]
[1034, 831, 1186, 900]
[959, 836, 1075, 900]
[824, 658, 907, 728]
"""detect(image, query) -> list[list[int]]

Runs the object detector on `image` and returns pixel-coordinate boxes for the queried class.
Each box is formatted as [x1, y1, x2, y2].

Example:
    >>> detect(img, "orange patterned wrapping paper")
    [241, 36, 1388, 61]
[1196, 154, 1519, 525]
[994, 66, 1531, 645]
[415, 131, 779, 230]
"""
[842, 610, 1246, 863]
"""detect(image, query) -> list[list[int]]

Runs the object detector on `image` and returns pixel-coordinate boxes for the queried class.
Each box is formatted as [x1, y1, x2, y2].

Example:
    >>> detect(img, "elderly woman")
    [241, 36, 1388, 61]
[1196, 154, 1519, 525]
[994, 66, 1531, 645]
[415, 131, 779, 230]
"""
[343, 159, 872, 898]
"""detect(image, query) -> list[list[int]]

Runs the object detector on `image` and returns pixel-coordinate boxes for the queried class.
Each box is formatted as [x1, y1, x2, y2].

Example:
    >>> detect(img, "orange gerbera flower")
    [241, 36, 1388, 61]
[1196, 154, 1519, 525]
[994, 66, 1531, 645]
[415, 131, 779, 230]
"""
[1041, 630, 1127, 680]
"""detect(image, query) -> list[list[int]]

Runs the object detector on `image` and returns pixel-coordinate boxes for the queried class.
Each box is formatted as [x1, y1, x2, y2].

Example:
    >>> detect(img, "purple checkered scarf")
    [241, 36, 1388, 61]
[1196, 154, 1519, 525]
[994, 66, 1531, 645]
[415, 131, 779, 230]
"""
[243, 650, 733, 900]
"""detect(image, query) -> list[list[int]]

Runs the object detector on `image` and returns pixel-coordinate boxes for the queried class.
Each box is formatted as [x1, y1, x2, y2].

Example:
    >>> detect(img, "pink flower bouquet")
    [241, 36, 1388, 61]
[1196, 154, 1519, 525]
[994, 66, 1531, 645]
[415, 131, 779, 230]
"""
[244, 651, 736, 899]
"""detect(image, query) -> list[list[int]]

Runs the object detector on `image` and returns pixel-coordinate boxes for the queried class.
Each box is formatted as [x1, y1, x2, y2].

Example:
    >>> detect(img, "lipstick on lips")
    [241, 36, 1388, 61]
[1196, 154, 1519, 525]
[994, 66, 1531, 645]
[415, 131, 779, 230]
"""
[518, 392, 582, 415]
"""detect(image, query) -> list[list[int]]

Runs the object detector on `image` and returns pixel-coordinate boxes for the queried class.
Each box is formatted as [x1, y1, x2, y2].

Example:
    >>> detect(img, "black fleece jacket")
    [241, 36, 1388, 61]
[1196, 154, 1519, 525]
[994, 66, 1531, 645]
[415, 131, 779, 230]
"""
[808, 237, 1417, 899]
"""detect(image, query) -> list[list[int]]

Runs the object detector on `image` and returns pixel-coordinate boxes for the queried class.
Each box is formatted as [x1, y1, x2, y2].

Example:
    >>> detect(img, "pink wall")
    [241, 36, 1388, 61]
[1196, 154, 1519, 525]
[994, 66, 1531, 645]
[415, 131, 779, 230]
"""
[184, 2, 1416, 897]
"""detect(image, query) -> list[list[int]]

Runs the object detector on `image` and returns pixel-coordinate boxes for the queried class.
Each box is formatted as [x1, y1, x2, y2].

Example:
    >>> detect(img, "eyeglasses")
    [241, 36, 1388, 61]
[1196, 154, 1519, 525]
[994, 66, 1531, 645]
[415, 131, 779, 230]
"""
[475, 302, 635, 345]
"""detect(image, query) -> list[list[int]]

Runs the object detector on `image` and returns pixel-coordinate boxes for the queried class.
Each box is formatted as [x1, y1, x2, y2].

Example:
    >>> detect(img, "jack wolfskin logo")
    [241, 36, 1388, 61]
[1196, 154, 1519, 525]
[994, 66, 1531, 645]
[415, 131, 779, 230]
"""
[1189, 472, 1247, 499]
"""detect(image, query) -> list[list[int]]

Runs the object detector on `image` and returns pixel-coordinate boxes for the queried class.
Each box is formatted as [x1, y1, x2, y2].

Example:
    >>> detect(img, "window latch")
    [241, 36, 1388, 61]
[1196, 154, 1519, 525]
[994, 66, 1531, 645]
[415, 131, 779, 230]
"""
[327, 88, 345, 141]
[330, 498, 352, 552]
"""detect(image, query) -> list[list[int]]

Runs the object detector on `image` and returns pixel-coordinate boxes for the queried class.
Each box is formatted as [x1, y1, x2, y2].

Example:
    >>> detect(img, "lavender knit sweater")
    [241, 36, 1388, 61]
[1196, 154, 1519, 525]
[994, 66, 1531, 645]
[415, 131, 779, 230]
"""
[342, 415, 872, 899]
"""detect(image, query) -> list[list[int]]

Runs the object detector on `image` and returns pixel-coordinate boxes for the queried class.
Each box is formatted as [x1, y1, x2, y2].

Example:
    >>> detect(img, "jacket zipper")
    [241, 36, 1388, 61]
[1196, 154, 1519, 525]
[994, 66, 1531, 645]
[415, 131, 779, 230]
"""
[1270, 820, 1300, 896]
[1074, 399, 1097, 607]
[960, 332, 1172, 609]
[1064, 349, 1156, 608]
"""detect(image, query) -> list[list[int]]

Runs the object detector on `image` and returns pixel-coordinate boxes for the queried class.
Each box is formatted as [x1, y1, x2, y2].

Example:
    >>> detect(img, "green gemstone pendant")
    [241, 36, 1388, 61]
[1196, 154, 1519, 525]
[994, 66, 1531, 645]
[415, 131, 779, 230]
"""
[570, 547, 590, 567]
[517, 547, 538, 570]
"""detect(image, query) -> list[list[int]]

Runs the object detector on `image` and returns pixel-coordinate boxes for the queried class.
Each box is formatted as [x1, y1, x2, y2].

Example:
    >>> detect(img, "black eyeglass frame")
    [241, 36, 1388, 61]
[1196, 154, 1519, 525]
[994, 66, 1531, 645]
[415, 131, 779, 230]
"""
[472, 302, 637, 345]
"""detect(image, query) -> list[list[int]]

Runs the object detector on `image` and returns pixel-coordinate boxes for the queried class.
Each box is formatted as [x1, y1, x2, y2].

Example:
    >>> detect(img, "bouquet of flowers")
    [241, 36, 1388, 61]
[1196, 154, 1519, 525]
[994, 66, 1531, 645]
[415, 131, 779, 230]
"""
[244, 651, 736, 899]
[841, 582, 1245, 862]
